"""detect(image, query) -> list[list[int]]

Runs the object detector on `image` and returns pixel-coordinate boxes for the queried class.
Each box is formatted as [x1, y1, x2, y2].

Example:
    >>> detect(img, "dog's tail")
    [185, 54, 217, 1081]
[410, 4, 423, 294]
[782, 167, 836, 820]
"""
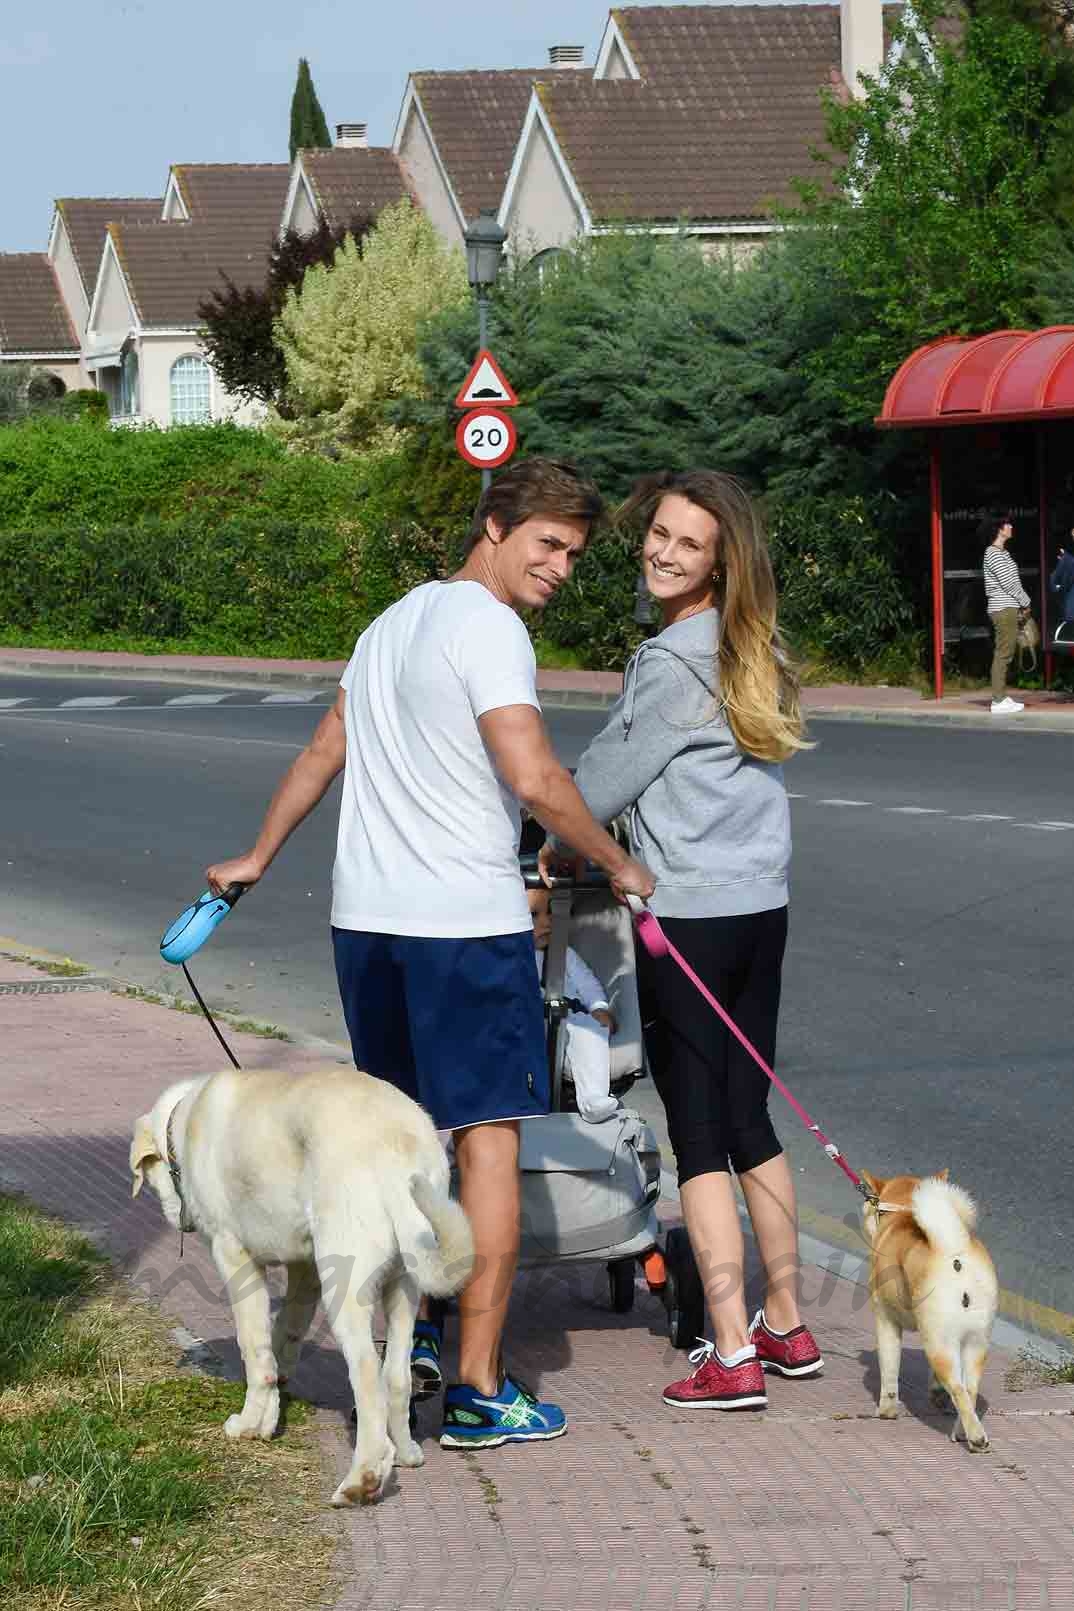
[911, 1176, 977, 1256]
[398, 1175, 475, 1298]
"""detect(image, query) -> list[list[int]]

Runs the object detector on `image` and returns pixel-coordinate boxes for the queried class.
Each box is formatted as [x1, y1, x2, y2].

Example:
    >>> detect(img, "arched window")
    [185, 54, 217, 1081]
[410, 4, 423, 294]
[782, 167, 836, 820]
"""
[525, 247, 566, 286]
[170, 354, 212, 425]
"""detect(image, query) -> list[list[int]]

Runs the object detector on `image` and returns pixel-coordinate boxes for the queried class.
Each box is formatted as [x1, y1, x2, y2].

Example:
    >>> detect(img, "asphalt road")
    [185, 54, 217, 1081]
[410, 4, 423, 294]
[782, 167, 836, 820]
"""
[3, 672, 1073, 1323]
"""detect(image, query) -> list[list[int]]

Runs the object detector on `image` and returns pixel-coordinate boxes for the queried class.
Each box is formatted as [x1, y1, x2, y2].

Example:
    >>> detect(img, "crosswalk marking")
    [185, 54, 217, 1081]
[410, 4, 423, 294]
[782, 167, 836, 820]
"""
[885, 806, 946, 815]
[60, 696, 132, 708]
[950, 813, 1012, 822]
[0, 698, 32, 708]
[261, 691, 324, 703]
[165, 693, 229, 706]
[819, 798, 872, 807]
[1020, 822, 1074, 832]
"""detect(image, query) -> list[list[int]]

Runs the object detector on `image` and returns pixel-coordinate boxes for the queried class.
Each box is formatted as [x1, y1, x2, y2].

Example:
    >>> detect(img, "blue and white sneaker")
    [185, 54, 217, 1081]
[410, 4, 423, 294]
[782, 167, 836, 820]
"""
[410, 1319, 443, 1400]
[439, 1373, 567, 1449]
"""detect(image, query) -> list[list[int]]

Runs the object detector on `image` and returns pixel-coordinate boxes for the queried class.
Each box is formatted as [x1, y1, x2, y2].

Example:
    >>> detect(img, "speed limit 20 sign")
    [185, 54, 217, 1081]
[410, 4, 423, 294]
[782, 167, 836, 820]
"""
[455, 407, 517, 470]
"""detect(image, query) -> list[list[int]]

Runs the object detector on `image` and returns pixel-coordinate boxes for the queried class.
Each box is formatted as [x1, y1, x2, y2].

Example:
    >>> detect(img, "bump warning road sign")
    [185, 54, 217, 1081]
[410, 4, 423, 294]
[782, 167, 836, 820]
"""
[455, 349, 519, 409]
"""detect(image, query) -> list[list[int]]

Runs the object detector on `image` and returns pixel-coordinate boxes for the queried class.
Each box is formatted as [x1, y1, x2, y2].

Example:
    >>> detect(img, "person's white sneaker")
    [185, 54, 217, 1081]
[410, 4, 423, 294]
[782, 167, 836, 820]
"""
[990, 696, 1024, 714]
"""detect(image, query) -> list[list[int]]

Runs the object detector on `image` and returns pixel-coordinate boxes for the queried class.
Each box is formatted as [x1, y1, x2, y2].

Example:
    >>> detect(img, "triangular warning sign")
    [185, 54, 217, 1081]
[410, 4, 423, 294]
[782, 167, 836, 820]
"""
[455, 349, 518, 408]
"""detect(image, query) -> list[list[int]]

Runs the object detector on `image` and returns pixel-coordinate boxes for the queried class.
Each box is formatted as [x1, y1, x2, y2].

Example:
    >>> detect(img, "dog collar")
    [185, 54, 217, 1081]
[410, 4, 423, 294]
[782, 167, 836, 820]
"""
[873, 1202, 913, 1214]
[165, 1106, 196, 1235]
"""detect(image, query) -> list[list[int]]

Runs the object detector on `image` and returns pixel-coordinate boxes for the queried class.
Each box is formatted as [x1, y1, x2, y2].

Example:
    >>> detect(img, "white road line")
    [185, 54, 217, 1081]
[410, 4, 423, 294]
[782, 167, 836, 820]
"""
[0, 698, 32, 708]
[787, 792, 808, 800]
[885, 806, 946, 815]
[1019, 822, 1074, 832]
[60, 696, 133, 708]
[261, 691, 323, 703]
[1034, 820, 1074, 829]
[165, 693, 229, 706]
[818, 798, 872, 807]
[950, 813, 1013, 822]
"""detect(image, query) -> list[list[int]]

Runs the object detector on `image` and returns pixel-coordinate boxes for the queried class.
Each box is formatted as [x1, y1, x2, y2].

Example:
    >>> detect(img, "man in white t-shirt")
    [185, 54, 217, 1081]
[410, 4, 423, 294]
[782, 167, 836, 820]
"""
[207, 456, 654, 1455]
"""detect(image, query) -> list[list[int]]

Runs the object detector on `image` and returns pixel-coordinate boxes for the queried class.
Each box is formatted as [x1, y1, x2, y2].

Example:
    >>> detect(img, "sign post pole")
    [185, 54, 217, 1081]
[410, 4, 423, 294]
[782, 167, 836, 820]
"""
[477, 297, 491, 491]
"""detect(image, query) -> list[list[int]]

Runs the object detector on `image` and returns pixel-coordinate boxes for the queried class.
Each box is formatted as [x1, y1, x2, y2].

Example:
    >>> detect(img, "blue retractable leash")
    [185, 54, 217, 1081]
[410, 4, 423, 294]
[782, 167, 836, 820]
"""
[159, 883, 247, 1069]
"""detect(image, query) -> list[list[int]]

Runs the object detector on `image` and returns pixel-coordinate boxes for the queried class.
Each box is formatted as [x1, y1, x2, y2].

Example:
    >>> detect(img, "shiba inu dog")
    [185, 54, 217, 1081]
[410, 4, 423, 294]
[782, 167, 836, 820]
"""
[861, 1169, 998, 1452]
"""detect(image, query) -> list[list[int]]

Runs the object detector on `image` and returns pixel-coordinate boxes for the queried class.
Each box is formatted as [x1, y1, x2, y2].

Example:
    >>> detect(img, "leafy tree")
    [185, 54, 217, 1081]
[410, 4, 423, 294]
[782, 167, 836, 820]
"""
[274, 198, 469, 452]
[794, 0, 1074, 424]
[289, 58, 331, 163]
[197, 213, 376, 410]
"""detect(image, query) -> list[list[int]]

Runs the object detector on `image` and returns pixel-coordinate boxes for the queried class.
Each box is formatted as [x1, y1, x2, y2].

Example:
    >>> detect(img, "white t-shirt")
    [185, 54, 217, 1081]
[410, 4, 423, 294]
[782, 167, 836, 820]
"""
[331, 580, 540, 938]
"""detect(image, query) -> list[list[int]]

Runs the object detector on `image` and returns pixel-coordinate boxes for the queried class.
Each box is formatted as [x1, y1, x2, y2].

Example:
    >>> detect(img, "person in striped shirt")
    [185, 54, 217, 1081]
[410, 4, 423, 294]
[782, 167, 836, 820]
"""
[980, 513, 1029, 714]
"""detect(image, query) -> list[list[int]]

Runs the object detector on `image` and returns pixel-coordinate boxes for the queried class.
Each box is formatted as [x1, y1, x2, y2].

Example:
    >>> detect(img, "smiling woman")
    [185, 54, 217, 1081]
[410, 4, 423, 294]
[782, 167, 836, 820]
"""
[547, 467, 822, 1413]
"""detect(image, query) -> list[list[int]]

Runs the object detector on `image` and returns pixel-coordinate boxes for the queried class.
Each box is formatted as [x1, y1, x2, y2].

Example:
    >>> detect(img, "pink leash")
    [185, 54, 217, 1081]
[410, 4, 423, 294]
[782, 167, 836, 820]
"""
[626, 897, 872, 1202]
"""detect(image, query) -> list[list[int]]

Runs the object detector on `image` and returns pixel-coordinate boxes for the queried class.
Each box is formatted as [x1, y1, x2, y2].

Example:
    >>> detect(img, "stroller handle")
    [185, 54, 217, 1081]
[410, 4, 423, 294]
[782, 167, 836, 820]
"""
[518, 850, 611, 891]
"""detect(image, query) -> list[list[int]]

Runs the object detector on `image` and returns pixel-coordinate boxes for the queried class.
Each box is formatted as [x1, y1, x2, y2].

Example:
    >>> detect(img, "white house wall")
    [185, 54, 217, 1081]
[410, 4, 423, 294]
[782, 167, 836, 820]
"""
[89, 250, 137, 345]
[290, 180, 320, 235]
[137, 334, 263, 429]
[504, 119, 584, 257]
[397, 105, 463, 248]
[602, 39, 633, 80]
[49, 220, 90, 342]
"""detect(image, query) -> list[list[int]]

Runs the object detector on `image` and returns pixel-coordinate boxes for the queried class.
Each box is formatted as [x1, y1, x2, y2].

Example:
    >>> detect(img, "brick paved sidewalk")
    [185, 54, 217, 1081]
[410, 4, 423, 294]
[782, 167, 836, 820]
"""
[1, 951, 1072, 1610]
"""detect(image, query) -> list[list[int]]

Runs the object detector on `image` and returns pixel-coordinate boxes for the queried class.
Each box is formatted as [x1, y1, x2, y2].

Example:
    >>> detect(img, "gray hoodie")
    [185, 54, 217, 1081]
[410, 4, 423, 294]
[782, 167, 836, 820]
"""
[567, 608, 790, 919]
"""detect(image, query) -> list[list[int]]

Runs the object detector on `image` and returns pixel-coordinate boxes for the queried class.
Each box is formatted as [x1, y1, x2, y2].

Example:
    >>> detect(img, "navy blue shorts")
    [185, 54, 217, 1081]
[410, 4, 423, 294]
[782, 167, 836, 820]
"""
[331, 928, 550, 1132]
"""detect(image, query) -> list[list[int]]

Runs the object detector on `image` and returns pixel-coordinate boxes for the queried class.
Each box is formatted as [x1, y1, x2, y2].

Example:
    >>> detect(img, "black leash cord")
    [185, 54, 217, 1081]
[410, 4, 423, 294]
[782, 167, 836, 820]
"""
[181, 963, 242, 1070]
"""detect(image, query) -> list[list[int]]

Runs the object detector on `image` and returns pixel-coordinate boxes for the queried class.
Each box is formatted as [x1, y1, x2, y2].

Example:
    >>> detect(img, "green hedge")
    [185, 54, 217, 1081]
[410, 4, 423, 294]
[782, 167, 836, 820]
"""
[0, 419, 920, 671]
[0, 521, 361, 657]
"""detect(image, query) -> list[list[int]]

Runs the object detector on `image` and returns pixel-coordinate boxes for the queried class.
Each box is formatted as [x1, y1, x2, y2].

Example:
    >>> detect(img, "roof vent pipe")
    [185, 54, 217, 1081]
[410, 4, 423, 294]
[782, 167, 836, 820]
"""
[335, 123, 369, 148]
[548, 45, 585, 67]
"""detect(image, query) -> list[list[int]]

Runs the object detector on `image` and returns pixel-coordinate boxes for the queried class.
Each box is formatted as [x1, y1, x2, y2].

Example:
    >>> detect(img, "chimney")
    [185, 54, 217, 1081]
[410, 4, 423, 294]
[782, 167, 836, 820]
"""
[840, 0, 884, 98]
[548, 44, 585, 68]
[335, 122, 368, 149]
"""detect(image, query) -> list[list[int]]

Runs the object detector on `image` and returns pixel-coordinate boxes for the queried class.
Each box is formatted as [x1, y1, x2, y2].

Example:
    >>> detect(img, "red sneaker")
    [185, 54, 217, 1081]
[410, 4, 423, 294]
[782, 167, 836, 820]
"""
[748, 1310, 823, 1377]
[663, 1342, 768, 1410]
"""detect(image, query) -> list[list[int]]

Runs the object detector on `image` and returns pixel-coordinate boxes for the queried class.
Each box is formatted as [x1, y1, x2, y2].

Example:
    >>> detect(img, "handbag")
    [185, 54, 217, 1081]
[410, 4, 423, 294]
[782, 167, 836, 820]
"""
[1017, 613, 1041, 672]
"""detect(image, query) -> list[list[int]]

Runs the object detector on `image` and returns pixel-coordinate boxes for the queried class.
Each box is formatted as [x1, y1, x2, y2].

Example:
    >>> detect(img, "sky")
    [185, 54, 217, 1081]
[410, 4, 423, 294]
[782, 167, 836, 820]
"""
[0, 0, 784, 254]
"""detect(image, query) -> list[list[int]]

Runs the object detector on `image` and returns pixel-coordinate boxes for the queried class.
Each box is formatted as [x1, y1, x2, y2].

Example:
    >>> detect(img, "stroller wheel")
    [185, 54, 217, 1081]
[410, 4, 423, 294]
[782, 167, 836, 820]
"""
[664, 1226, 706, 1350]
[607, 1258, 636, 1313]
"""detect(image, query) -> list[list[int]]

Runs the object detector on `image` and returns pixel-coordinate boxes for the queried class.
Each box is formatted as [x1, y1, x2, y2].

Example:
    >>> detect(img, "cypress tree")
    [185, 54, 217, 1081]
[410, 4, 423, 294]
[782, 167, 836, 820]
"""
[289, 58, 332, 163]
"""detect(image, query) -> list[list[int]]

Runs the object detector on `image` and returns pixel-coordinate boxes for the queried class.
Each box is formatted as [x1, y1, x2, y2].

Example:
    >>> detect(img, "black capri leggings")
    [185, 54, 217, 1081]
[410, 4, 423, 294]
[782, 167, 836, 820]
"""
[636, 907, 787, 1187]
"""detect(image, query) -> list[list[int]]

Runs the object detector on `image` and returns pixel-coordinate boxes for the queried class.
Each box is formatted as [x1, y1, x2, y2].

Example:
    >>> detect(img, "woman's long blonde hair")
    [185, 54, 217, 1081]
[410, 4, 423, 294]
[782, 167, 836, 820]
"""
[620, 469, 807, 764]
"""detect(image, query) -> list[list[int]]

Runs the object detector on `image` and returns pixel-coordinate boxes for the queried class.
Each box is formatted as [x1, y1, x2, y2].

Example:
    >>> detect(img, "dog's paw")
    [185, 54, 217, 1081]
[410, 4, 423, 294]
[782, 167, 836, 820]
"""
[394, 1437, 424, 1468]
[224, 1413, 260, 1440]
[330, 1472, 383, 1507]
[876, 1399, 900, 1420]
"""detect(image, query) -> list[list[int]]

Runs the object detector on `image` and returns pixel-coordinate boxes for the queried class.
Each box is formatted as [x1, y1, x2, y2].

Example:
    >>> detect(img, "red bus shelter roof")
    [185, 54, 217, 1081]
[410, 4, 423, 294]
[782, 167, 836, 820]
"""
[877, 326, 1074, 428]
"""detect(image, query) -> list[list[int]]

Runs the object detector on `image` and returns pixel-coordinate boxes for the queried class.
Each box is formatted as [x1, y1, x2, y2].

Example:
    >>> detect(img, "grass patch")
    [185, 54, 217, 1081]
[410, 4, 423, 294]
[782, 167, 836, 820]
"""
[0, 952, 90, 978]
[114, 985, 289, 1042]
[0, 1193, 338, 1611]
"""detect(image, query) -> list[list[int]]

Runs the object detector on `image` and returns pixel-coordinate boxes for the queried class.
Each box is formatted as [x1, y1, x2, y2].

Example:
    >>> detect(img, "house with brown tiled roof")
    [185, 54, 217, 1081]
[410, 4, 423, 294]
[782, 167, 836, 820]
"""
[48, 197, 162, 359]
[281, 123, 415, 235]
[74, 163, 291, 426]
[390, 46, 590, 248]
[0, 254, 80, 391]
[498, 1, 896, 259]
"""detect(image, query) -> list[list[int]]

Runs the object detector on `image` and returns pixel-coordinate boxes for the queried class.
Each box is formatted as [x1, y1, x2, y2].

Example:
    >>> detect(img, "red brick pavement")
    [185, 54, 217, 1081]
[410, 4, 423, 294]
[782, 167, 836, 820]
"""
[1, 960, 1072, 1610]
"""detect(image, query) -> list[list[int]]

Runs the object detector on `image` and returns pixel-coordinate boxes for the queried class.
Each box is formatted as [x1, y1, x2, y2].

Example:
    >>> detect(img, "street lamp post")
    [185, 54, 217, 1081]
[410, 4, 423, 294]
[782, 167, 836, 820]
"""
[463, 208, 508, 491]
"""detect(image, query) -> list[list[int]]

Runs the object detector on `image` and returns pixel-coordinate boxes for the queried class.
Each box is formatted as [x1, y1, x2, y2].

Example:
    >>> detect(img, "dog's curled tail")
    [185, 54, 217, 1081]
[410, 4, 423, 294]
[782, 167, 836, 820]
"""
[406, 1175, 475, 1297]
[911, 1176, 977, 1255]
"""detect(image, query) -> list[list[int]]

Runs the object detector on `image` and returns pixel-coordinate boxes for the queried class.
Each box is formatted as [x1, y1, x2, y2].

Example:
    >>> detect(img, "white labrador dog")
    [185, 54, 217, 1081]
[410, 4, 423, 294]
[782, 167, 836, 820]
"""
[130, 1067, 473, 1505]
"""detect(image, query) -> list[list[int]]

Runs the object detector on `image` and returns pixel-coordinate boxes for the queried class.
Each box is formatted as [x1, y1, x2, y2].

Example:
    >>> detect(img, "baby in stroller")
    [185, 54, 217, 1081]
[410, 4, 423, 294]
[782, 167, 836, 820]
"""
[527, 887, 618, 1123]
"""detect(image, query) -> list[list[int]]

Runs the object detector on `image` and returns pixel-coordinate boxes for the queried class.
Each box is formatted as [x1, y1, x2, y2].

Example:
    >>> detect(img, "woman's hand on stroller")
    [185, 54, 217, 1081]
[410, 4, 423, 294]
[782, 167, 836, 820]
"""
[537, 842, 583, 887]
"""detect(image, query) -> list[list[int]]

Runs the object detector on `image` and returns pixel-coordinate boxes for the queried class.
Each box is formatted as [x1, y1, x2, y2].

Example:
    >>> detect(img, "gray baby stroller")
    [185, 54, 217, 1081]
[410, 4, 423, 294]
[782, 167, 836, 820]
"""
[515, 824, 707, 1343]
[512, 824, 673, 1314]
